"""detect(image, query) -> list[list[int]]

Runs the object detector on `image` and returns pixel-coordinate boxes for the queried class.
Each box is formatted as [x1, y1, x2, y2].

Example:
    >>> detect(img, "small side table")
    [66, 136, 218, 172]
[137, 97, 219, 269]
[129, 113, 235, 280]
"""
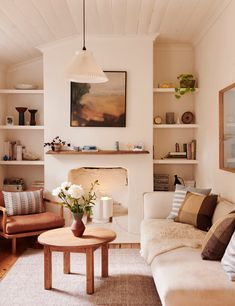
[38, 227, 116, 294]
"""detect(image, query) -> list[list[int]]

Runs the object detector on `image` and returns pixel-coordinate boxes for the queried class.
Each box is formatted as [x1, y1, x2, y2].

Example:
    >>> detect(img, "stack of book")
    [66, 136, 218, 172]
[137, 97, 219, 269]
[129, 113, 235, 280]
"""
[183, 139, 196, 160]
[31, 181, 44, 189]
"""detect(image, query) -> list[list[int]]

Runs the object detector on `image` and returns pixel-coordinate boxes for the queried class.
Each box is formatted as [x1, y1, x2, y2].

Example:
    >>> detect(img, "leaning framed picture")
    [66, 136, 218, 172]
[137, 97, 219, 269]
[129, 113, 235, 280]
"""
[70, 71, 127, 127]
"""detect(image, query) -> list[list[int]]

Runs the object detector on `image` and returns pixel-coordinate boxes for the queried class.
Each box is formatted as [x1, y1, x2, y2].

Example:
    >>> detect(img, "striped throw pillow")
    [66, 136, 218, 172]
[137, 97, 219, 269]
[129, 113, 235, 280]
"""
[3, 190, 44, 216]
[201, 211, 235, 260]
[222, 231, 235, 281]
[167, 184, 212, 219]
[175, 192, 218, 231]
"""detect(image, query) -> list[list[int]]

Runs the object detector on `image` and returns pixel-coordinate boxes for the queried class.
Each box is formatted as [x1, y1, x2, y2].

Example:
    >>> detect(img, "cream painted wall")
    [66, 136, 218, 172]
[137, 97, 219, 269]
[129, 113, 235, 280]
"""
[41, 36, 154, 233]
[195, 0, 235, 201]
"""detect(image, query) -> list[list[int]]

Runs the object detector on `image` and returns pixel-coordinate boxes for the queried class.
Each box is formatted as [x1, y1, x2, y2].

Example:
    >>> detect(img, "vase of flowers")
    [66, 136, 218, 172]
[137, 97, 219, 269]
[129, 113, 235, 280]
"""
[52, 180, 99, 237]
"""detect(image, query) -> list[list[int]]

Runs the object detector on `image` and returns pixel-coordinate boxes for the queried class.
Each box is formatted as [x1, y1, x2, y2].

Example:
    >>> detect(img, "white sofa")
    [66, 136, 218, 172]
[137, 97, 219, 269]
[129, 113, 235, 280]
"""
[141, 192, 235, 306]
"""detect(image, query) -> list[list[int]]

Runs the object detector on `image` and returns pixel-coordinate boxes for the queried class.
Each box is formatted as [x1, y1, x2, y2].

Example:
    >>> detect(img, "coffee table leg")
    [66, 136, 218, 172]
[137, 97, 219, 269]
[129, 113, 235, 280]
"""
[44, 246, 52, 290]
[101, 243, 108, 277]
[86, 248, 94, 294]
[64, 251, 70, 274]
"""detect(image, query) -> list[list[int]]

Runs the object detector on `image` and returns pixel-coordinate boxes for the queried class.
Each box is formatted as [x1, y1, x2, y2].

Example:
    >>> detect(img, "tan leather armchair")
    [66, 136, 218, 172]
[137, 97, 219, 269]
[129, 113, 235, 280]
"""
[0, 191, 65, 254]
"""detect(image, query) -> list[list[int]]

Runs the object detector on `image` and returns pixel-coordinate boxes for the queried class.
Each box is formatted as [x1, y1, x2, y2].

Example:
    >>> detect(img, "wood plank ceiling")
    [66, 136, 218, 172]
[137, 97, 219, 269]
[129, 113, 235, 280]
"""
[0, 0, 230, 65]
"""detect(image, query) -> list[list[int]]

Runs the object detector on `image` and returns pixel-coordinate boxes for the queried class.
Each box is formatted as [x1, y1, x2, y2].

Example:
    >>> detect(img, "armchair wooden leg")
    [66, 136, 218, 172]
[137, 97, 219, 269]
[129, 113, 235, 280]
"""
[12, 238, 16, 255]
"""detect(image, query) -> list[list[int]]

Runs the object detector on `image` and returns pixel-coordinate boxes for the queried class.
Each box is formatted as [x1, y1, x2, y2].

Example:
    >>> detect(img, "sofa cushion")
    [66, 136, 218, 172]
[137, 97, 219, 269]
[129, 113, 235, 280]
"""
[3, 190, 44, 216]
[201, 211, 235, 260]
[175, 192, 218, 231]
[0, 212, 64, 234]
[151, 247, 235, 306]
[212, 198, 235, 224]
[167, 184, 212, 219]
[222, 231, 235, 281]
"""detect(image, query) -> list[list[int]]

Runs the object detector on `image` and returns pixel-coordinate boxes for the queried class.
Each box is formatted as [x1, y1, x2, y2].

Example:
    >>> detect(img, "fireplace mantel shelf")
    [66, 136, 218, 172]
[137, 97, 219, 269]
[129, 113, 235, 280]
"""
[46, 150, 149, 155]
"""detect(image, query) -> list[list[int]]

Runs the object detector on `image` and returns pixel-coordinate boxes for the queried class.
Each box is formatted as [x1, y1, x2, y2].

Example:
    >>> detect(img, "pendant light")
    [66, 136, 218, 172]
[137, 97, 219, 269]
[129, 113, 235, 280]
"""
[66, 0, 108, 83]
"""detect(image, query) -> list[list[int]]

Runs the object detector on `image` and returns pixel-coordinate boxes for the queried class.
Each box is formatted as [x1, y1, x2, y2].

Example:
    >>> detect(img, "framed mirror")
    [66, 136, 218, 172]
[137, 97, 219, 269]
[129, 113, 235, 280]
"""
[219, 83, 235, 172]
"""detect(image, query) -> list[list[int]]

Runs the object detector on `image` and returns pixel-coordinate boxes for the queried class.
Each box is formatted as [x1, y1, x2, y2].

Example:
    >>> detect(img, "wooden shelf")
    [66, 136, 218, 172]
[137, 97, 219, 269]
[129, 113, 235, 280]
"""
[153, 159, 198, 165]
[0, 160, 44, 165]
[153, 88, 198, 93]
[0, 125, 44, 130]
[0, 89, 44, 94]
[46, 150, 150, 155]
[153, 124, 199, 129]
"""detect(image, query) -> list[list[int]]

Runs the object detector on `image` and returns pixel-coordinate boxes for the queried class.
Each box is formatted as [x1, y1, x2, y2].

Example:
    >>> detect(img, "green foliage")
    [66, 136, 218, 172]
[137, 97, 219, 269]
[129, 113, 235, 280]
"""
[174, 74, 196, 99]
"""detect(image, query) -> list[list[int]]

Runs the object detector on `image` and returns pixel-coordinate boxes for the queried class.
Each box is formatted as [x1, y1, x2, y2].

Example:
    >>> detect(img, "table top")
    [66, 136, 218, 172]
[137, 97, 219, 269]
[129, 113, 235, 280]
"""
[38, 227, 116, 250]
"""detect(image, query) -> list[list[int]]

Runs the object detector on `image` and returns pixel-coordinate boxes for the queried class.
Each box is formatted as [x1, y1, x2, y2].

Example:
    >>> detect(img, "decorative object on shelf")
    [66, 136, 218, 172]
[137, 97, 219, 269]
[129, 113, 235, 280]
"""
[81, 145, 98, 152]
[154, 116, 162, 124]
[66, 0, 107, 83]
[175, 143, 180, 152]
[28, 109, 37, 125]
[52, 180, 99, 237]
[44, 136, 70, 152]
[154, 174, 169, 191]
[181, 111, 194, 124]
[14, 84, 38, 90]
[174, 74, 196, 99]
[164, 151, 187, 159]
[174, 174, 185, 186]
[158, 82, 174, 88]
[6, 116, 14, 126]
[3, 177, 25, 191]
[70, 71, 126, 127]
[15, 107, 27, 125]
[22, 148, 40, 161]
[166, 112, 175, 124]
[126, 143, 133, 151]
[115, 141, 119, 151]
[133, 142, 144, 151]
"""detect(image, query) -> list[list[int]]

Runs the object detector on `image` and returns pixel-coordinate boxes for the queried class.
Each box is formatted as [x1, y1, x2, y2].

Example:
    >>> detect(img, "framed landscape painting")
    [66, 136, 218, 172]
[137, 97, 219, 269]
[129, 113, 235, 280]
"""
[70, 71, 127, 127]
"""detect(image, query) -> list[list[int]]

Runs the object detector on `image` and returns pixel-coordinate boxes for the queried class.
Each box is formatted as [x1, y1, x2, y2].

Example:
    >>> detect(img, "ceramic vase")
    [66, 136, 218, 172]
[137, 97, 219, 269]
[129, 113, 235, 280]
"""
[71, 213, 85, 237]
[28, 109, 37, 125]
[15, 107, 27, 125]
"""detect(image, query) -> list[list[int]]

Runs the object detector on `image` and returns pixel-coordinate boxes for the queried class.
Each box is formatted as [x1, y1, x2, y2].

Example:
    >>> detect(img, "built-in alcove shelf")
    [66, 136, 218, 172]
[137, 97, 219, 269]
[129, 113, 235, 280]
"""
[153, 124, 199, 129]
[0, 160, 44, 165]
[0, 89, 44, 94]
[153, 159, 198, 165]
[0, 125, 44, 130]
[46, 150, 149, 155]
[153, 88, 198, 93]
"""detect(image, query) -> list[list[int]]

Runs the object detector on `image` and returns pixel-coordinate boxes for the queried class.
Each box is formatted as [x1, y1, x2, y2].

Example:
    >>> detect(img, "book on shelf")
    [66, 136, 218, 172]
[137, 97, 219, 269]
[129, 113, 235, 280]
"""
[164, 152, 187, 159]
[184, 139, 196, 160]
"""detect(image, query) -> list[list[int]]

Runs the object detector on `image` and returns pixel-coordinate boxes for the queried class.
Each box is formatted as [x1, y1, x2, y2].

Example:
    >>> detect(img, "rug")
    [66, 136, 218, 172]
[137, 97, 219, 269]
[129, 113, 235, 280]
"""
[0, 248, 162, 306]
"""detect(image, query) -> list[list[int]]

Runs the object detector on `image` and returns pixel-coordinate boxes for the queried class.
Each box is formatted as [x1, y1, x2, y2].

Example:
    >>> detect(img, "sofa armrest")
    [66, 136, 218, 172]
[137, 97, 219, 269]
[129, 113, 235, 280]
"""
[143, 192, 174, 219]
[0, 206, 7, 233]
[43, 198, 64, 218]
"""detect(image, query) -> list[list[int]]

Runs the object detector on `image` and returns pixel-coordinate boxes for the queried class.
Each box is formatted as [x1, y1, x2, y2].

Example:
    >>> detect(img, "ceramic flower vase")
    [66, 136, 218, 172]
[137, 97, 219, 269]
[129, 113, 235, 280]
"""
[15, 107, 27, 125]
[71, 213, 85, 237]
[28, 109, 37, 125]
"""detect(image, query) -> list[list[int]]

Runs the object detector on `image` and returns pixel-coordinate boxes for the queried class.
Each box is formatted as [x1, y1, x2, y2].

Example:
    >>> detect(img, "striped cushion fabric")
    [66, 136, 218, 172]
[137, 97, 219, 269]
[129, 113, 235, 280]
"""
[201, 211, 235, 260]
[3, 190, 44, 216]
[167, 184, 212, 219]
[222, 231, 235, 281]
[175, 192, 218, 231]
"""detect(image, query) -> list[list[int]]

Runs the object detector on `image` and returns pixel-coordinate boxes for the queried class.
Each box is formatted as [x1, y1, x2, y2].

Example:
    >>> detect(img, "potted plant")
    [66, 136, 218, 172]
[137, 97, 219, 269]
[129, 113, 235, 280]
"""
[174, 74, 196, 99]
[44, 136, 70, 151]
[52, 180, 99, 237]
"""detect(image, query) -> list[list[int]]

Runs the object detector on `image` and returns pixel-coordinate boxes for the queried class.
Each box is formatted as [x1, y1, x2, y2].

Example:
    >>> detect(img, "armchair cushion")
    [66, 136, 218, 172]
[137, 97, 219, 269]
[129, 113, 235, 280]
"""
[0, 211, 64, 234]
[3, 190, 44, 216]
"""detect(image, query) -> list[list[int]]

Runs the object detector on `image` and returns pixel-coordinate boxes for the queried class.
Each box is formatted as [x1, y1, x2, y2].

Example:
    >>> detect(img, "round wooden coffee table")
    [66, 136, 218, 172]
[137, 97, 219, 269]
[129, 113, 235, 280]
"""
[38, 227, 116, 294]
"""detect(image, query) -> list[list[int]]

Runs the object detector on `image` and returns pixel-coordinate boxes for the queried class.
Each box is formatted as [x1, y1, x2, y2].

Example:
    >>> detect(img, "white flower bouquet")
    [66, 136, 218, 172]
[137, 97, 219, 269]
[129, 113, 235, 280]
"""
[52, 180, 99, 216]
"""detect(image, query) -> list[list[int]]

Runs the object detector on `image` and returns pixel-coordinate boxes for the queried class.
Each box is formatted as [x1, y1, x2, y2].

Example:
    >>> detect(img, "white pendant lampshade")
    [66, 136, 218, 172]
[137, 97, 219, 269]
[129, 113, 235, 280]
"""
[66, 0, 108, 84]
[66, 50, 108, 83]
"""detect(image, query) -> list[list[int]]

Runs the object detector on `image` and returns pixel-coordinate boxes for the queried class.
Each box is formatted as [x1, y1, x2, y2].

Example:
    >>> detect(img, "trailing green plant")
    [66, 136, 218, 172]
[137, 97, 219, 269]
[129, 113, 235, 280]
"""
[174, 74, 196, 99]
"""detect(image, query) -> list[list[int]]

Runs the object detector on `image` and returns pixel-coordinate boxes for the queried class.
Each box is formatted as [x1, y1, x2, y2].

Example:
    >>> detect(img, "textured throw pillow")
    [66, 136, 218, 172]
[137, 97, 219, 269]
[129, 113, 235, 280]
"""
[3, 190, 44, 216]
[201, 211, 235, 260]
[175, 192, 218, 231]
[221, 231, 235, 281]
[167, 184, 212, 219]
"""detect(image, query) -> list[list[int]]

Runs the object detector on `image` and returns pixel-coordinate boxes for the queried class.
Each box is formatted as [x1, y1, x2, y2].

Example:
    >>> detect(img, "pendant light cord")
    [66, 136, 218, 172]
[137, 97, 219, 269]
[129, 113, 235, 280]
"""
[83, 0, 86, 50]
